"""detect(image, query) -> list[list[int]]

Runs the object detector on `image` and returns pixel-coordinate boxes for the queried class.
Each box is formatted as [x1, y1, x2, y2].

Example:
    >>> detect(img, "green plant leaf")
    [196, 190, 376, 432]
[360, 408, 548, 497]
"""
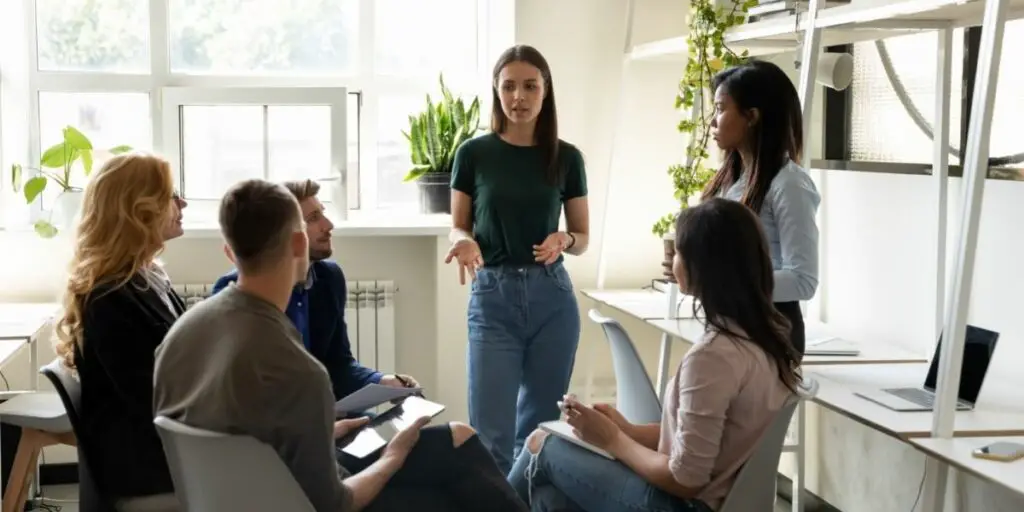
[23, 176, 48, 203]
[40, 142, 68, 168]
[400, 73, 482, 178]
[402, 164, 433, 182]
[109, 145, 132, 154]
[63, 126, 93, 150]
[80, 149, 94, 176]
[11, 164, 22, 192]
[34, 220, 58, 239]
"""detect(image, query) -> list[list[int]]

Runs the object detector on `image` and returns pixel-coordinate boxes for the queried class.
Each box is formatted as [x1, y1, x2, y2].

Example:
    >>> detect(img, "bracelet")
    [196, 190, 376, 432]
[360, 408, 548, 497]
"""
[565, 232, 576, 250]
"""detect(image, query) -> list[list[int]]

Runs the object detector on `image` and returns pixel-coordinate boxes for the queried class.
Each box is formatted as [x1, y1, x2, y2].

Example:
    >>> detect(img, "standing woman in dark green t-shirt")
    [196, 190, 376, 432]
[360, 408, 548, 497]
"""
[445, 44, 590, 475]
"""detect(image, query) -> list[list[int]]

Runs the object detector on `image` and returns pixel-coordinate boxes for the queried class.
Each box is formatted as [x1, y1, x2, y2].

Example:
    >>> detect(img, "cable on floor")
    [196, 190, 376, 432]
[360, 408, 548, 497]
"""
[910, 465, 926, 511]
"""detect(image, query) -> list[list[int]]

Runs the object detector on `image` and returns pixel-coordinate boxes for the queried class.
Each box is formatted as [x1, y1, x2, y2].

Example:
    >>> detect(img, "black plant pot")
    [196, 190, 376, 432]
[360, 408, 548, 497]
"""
[418, 172, 452, 214]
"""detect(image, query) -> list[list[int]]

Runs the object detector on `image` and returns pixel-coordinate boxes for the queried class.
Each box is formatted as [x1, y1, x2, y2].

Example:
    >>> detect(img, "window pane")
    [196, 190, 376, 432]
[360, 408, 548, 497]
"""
[169, 0, 358, 75]
[267, 106, 332, 183]
[181, 106, 264, 200]
[991, 20, 1024, 162]
[182, 101, 351, 202]
[850, 31, 964, 163]
[348, 93, 360, 208]
[38, 92, 151, 204]
[36, 0, 150, 72]
[376, 95, 423, 209]
[374, 0, 479, 78]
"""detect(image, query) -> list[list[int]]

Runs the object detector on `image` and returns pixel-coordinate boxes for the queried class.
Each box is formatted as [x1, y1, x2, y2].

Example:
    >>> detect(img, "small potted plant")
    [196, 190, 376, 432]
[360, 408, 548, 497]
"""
[651, 0, 753, 282]
[402, 74, 482, 214]
[11, 125, 131, 238]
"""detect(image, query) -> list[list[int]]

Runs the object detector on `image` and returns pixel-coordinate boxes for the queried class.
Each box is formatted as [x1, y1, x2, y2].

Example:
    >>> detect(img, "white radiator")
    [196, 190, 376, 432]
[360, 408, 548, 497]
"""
[172, 280, 398, 374]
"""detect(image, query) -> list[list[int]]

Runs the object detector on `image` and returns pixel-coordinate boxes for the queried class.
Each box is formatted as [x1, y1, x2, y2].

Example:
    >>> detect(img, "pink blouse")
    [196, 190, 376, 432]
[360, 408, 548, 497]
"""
[657, 324, 793, 510]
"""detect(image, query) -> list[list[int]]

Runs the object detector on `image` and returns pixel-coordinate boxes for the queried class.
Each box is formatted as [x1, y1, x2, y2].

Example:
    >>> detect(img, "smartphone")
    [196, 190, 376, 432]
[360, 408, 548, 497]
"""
[339, 395, 446, 458]
[971, 441, 1024, 462]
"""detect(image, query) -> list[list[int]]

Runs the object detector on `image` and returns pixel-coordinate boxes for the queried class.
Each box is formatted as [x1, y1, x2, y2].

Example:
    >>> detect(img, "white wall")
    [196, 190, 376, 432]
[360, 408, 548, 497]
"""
[4, 1, 1022, 510]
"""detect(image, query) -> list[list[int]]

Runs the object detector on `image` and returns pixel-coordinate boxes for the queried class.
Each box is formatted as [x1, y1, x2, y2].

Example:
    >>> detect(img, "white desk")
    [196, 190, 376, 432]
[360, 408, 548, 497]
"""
[581, 288, 694, 320]
[0, 302, 60, 502]
[911, 437, 1024, 499]
[806, 365, 1024, 439]
[0, 302, 60, 390]
[647, 317, 929, 397]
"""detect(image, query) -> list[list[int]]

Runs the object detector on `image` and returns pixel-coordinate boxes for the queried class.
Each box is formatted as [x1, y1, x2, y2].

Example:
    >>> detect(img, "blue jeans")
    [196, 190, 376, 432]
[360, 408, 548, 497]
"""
[507, 436, 712, 512]
[467, 262, 581, 475]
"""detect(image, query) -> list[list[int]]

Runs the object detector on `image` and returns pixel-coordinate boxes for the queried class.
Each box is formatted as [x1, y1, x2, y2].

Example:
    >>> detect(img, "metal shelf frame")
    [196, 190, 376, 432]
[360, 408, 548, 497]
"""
[613, 1, 1014, 511]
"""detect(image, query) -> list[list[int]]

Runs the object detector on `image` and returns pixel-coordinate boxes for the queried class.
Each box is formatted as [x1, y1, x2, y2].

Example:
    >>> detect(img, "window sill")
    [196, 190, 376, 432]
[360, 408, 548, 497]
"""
[178, 211, 452, 239]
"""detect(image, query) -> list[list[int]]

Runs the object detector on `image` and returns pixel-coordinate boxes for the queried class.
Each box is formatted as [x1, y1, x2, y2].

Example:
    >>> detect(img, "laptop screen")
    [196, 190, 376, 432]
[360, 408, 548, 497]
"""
[923, 325, 1000, 404]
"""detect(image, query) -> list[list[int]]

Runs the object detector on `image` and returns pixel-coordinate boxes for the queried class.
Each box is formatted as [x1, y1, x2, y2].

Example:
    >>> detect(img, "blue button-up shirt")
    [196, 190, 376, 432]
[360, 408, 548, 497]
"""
[284, 270, 315, 350]
[720, 160, 821, 302]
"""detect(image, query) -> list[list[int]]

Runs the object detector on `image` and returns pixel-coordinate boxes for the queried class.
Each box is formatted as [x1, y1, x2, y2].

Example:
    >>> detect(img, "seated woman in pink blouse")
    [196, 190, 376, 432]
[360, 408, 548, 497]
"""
[507, 197, 804, 511]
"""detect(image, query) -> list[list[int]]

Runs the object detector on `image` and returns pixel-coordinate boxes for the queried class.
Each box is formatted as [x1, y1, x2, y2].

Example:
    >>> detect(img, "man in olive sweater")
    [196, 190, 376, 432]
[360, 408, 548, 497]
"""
[153, 179, 426, 510]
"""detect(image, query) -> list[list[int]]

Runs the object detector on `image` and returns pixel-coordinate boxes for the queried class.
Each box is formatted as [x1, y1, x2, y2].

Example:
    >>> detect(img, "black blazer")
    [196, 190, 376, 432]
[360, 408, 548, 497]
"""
[74, 276, 185, 499]
[213, 260, 382, 400]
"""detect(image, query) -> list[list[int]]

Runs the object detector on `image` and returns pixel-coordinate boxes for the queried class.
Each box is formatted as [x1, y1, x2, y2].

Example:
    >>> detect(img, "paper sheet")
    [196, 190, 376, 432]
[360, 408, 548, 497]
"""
[334, 384, 423, 415]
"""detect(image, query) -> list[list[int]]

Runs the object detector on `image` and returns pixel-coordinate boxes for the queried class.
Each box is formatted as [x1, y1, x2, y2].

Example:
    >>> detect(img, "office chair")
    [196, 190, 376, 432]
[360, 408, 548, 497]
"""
[587, 309, 663, 424]
[39, 359, 116, 512]
[154, 416, 315, 511]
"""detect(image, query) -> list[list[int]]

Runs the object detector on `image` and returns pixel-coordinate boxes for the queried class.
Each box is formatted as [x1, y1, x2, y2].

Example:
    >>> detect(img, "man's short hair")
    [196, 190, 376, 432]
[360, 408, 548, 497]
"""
[219, 179, 303, 273]
[281, 179, 321, 204]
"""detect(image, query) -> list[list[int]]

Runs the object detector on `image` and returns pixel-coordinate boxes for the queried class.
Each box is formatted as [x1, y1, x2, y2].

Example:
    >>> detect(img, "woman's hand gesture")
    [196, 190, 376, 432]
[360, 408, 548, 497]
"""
[533, 232, 571, 265]
[445, 238, 484, 285]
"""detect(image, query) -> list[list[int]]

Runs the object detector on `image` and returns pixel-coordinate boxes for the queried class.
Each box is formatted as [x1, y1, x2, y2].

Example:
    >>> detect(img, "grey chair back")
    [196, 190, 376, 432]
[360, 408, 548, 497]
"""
[39, 359, 114, 512]
[587, 309, 662, 423]
[719, 378, 819, 512]
[153, 416, 315, 512]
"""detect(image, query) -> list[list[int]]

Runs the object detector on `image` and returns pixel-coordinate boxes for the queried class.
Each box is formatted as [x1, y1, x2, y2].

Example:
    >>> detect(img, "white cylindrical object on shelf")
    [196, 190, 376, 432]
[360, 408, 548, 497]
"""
[816, 52, 854, 91]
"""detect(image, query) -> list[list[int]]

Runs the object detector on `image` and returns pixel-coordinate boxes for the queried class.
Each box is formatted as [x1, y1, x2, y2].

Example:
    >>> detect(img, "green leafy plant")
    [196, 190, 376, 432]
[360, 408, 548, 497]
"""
[402, 74, 482, 182]
[10, 125, 131, 237]
[651, 0, 756, 237]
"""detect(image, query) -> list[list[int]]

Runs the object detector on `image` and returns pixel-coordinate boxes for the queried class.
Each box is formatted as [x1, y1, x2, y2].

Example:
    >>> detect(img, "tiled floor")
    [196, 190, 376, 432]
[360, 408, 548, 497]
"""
[29, 484, 794, 511]
[30, 485, 79, 512]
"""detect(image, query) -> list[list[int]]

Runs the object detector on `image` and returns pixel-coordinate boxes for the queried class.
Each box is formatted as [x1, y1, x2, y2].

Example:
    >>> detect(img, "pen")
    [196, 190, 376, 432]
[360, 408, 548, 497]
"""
[395, 375, 425, 398]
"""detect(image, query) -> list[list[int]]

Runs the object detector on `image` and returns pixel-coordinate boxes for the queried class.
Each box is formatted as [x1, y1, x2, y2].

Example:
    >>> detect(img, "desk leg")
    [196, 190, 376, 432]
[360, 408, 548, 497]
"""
[29, 335, 40, 502]
[655, 333, 672, 401]
[792, 400, 806, 512]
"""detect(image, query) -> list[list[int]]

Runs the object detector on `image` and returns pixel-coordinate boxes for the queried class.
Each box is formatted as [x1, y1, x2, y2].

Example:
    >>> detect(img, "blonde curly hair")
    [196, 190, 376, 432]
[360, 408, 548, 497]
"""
[55, 153, 174, 369]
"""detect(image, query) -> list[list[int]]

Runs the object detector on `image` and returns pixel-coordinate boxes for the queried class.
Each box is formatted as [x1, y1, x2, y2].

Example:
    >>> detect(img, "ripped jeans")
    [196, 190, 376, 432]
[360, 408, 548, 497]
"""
[507, 436, 713, 512]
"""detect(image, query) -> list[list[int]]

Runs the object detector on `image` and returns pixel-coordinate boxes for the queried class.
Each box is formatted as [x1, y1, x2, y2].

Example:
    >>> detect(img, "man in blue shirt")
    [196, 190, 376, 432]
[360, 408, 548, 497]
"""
[212, 179, 419, 401]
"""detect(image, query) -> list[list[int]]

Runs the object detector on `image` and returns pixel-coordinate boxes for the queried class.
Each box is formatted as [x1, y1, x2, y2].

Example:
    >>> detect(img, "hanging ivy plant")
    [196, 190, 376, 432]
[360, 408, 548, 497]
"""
[652, 0, 757, 237]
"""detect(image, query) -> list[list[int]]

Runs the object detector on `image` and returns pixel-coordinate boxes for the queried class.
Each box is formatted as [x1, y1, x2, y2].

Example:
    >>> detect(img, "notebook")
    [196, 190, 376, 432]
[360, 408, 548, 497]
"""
[538, 420, 615, 460]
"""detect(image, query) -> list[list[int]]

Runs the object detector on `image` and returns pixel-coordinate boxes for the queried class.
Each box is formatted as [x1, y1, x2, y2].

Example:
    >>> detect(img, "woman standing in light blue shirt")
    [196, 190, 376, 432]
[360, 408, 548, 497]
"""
[702, 59, 821, 358]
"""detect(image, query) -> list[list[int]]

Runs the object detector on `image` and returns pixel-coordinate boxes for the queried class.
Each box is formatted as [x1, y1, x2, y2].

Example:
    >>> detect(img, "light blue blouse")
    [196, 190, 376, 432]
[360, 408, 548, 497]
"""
[720, 160, 821, 303]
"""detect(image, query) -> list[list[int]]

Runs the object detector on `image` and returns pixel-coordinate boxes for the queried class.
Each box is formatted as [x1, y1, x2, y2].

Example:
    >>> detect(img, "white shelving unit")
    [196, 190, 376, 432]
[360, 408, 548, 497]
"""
[607, 1, 1022, 512]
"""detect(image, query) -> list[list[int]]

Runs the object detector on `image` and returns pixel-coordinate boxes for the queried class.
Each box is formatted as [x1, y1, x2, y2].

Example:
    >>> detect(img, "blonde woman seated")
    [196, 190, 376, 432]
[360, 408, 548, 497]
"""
[55, 153, 188, 512]
[507, 198, 803, 511]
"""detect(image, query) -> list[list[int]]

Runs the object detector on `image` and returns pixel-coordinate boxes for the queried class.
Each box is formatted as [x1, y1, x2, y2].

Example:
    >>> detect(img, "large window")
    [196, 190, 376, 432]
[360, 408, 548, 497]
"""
[9, 0, 499, 224]
[850, 24, 1024, 166]
[849, 30, 964, 164]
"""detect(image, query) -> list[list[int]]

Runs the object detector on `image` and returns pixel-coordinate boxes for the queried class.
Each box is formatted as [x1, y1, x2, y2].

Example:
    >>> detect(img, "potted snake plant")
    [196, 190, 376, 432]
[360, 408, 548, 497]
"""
[402, 74, 482, 214]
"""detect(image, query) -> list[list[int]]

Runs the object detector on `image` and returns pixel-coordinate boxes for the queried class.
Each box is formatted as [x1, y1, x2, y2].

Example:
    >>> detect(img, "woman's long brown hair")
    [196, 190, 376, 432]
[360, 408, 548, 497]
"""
[701, 59, 804, 214]
[676, 198, 802, 392]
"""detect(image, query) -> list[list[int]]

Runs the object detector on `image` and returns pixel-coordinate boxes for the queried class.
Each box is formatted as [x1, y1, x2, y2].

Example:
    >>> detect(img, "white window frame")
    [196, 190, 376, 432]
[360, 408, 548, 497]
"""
[161, 86, 350, 222]
[3, 0, 510, 227]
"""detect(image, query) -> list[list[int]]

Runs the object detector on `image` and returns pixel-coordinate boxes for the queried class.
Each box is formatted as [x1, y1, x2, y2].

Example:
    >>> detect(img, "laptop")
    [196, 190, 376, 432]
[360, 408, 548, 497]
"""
[854, 325, 999, 412]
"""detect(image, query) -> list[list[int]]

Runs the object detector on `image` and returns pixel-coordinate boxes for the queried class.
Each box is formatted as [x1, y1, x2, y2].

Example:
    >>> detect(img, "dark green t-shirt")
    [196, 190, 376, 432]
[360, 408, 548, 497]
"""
[450, 132, 588, 267]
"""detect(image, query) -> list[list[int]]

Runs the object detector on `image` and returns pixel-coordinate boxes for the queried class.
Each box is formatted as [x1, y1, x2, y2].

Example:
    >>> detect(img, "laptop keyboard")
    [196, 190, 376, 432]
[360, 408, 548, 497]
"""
[886, 388, 936, 407]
